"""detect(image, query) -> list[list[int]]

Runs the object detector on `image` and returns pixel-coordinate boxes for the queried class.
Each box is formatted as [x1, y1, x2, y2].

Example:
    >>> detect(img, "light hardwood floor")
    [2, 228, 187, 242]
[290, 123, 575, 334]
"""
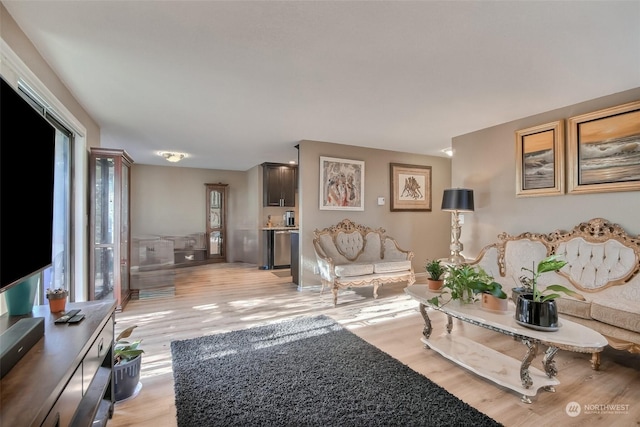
[110, 263, 639, 427]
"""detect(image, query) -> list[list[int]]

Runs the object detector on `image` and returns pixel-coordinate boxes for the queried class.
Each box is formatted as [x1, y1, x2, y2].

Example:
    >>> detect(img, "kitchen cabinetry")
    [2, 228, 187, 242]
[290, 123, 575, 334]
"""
[205, 183, 228, 262]
[263, 163, 296, 207]
[90, 148, 133, 311]
[0, 300, 117, 427]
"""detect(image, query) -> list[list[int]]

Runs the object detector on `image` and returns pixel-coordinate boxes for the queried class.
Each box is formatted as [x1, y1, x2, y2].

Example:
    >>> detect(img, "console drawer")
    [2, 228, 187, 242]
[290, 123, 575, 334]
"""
[43, 365, 83, 427]
[82, 315, 114, 394]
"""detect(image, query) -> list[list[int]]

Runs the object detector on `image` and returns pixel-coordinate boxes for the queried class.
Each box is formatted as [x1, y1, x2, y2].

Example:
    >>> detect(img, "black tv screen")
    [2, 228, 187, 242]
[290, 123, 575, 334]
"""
[1, 77, 56, 292]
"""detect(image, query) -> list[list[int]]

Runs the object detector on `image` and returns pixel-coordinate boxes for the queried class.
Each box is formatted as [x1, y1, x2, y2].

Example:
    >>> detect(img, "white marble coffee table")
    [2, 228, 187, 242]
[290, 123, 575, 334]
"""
[405, 284, 608, 403]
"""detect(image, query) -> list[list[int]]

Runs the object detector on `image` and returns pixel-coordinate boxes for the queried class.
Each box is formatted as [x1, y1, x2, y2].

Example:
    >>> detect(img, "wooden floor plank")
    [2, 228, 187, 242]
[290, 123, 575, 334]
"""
[110, 263, 640, 427]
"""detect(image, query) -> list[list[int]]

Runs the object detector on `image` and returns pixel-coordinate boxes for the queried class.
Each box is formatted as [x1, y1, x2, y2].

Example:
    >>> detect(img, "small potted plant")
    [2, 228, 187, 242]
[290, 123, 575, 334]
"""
[46, 288, 68, 313]
[471, 278, 508, 312]
[425, 259, 445, 290]
[428, 264, 505, 308]
[515, 255, 585, 330]
[511, 275, 533, 304]
[114, 325, 144, 402]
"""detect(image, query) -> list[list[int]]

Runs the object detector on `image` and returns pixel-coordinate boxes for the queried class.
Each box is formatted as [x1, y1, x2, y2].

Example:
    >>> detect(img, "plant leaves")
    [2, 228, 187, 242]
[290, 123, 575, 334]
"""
[545, 285, 586, 301]
[427, 297, 441, 306]
[116, 325, 137, 342]
[537, 255, 568, 274]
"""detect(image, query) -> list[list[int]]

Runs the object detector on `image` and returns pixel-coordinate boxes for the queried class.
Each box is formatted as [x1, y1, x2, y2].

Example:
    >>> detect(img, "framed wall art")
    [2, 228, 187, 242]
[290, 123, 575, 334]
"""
[567, 100, 640, 194]
[515, 120, 564, 197]
[319, 156, 365, 211]
[389, 163, 432, 211]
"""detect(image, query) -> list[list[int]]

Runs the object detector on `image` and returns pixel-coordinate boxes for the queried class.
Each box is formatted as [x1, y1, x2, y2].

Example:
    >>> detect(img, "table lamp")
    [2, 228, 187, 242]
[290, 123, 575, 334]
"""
[441, 188, 474, 264]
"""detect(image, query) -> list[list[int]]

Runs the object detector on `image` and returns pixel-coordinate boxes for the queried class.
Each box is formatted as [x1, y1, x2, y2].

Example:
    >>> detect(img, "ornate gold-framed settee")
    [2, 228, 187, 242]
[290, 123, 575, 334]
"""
[312, 219, 415, 306]
[471, 218, 640, 369]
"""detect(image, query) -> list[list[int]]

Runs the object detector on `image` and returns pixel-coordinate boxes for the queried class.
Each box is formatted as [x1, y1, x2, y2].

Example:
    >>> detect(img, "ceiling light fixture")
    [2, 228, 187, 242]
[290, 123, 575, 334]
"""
[159, 151, 187, 163]
[441, 148, 453, 157]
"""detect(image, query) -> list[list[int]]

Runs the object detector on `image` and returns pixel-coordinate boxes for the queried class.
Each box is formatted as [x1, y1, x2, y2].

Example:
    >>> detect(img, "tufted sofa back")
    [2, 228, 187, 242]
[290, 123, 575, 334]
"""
[313, 218, 395, 264]
[558, 238, 637, 290]
[316, 229, 383, 263]
[480, 218, 640, 293]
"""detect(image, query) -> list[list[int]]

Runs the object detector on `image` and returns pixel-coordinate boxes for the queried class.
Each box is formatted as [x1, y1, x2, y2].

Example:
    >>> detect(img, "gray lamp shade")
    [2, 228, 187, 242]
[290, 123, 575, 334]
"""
[441, 188, 474, 212]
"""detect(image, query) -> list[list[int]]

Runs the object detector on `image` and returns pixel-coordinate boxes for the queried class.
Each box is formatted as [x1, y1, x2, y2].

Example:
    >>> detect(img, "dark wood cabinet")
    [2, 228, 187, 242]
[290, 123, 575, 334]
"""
[89, 148, 133, 311]
[263, 163, 296, 207]
[0, 301, 117, 427]
[205, 183, 228, 262]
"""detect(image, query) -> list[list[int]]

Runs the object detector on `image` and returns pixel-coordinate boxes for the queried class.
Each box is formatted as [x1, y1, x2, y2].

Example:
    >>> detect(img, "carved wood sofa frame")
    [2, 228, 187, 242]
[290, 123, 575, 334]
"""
[312, 219, 415, 306]
[472, 218, 640, 370]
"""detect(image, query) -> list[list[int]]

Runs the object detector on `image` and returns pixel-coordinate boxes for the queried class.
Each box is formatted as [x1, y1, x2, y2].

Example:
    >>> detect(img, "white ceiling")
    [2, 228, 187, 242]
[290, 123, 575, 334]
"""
[3, 1, 639, 171]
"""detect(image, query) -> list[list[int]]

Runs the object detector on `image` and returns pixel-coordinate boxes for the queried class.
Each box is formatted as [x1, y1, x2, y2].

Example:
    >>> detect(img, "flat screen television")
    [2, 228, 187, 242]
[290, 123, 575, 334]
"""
[1, 77, 56, 293]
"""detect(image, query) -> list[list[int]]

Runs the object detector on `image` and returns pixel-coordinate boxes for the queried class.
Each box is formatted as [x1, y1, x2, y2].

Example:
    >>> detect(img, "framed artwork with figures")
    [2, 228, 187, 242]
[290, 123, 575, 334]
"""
[389, 163, 431, 211]
[319, 156, 364, 211]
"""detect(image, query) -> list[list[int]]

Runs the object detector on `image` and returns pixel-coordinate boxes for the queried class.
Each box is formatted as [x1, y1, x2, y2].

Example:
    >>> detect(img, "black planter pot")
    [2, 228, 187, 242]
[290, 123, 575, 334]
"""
[114, 355, 142, 402]
[515, 294, 559, 330]
[511, 287, 532, 305]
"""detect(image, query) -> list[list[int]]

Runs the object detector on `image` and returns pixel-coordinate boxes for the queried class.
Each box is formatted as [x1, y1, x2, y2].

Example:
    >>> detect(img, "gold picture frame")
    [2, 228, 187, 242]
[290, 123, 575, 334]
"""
[319, 156, 365, 211]
[389, 163, 432, 211]
[515, 120, 564, 197]
[567, 100, 640, 194]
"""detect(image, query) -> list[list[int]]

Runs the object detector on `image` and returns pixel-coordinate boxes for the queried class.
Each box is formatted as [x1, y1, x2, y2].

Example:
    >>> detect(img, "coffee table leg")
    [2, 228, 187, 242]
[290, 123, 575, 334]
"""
[446, 315, 453, 334]
[520, 339, 538, 390]
[418, 303, 432, 340]
[542, 346, 559, 379]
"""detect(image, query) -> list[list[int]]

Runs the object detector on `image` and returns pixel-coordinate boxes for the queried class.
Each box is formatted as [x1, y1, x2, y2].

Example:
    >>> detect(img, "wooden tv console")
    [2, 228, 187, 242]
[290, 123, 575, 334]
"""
[0, 300, 117, 426]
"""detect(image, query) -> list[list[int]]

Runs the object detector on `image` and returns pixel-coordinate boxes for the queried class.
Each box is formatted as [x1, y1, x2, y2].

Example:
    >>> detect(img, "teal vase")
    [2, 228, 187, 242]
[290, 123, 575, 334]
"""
[5, 275, 39, 316]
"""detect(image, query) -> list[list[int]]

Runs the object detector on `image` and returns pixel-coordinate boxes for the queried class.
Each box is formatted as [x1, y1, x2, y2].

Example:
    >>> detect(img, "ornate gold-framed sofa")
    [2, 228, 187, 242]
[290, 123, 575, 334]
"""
[312, 219, 415, 306]
[471, 218, 640, 369]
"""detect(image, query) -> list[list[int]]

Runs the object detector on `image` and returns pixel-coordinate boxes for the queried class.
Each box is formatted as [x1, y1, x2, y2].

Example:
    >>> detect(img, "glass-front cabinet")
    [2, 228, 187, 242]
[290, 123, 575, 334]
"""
[90, 148, 133, 311]
[205, 183, 228, 262]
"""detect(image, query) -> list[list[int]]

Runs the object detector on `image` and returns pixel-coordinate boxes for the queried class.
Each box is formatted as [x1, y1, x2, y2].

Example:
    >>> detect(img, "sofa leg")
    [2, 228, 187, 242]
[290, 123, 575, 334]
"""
[373, 284, 379, 299]
[333, 287, 339, 307]
[591, 352, 601, 371]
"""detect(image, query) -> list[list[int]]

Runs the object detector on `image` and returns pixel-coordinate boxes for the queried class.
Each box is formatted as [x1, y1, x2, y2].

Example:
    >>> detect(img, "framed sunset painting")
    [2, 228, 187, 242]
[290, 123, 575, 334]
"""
[567, 101, 640, 194]
[515, 120, 564, 197]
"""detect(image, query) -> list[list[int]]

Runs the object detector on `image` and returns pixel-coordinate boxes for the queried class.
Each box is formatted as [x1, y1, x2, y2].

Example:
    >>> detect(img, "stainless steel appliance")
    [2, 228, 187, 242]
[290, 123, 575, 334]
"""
[273, 230, 292, 268]
[284, 211, 295, 227]
[262, 229, 292, 269]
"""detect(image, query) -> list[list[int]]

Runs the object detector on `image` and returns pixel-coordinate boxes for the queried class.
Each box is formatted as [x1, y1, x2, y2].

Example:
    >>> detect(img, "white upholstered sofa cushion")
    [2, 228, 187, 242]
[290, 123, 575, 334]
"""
[558, 238, 637, 290]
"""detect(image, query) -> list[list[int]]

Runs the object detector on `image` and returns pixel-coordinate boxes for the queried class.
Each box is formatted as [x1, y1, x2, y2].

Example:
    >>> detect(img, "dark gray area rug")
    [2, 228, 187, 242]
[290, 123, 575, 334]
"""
[170, 315, 502, 427]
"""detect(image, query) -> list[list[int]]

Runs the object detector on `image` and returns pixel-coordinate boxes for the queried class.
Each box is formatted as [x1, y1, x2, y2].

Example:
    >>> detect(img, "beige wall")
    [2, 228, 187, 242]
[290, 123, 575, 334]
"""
[453, 87, 640, 257]
[1, 4, 99, 300]
[131, 164, 257, 263]
[1, 4, 100, 149]
[6, 1, 638, 295]
[298, 140, 453, 288]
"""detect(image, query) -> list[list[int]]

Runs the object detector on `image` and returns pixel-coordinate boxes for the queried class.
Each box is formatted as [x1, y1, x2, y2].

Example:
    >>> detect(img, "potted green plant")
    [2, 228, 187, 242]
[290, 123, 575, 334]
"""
[472, 278, 509, 312]
[46, 288, 68, 313]
[425, 259, 445, 290]
[511, 275, 533, 304]
[114, 325, 144, 402]
[515, 255, 585, 330]
[428, 264, 506, 308]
